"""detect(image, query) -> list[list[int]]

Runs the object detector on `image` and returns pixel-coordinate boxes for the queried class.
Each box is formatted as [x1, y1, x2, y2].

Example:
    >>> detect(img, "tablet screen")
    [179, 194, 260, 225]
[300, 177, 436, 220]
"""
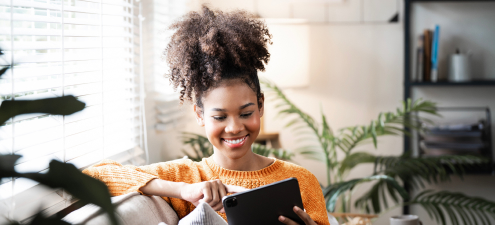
[222, 177, 305, 225]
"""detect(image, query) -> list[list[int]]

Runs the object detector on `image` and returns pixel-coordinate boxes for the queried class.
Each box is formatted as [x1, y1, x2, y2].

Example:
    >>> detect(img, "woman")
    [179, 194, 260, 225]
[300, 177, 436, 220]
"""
[83, 5, 329, 225]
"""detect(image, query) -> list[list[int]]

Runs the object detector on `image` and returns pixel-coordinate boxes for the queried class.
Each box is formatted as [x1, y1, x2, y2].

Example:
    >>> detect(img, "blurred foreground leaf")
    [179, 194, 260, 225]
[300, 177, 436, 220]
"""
[0, 65, 9, 78]
[0, 158, 118, 225]
[22, 161, 118, 225]
[28, 213, 71, 225]
[0, 96, 85, 125]
[0, 154, 22, 178]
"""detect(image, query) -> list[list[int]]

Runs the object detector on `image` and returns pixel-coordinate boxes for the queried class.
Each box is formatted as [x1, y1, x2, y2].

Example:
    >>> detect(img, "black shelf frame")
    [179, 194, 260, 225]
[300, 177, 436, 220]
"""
[403, 0, 495, 214]
[408, 80, 495, 86]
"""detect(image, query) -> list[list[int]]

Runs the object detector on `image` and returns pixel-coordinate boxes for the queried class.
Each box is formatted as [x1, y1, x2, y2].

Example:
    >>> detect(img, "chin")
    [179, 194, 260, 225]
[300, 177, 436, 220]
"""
[218, 145, 253, 160]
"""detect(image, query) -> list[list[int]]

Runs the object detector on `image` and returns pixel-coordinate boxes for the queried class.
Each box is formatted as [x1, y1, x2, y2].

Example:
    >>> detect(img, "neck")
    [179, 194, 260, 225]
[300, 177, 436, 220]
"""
[212, 149, 267, 171]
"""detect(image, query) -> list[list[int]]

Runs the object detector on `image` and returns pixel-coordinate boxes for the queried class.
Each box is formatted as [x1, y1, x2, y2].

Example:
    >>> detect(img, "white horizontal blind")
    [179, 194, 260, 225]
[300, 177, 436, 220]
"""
[141, 0, 186, 132]
[0, 0, 145, 222]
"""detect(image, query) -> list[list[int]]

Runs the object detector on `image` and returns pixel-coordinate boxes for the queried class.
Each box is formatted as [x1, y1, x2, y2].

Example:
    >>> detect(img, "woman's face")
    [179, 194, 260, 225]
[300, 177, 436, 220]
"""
[195, 80, 263, 160]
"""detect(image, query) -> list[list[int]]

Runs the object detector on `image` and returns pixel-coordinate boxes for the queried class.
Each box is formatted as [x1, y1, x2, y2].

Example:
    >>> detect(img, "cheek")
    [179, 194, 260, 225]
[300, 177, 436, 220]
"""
[246, 114, 261, 133]
[204, 120, 224, 140]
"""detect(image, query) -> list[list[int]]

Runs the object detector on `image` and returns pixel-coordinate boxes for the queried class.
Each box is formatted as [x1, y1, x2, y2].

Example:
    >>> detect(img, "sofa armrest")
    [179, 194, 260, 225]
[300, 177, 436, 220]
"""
[63, 192, 179, 225]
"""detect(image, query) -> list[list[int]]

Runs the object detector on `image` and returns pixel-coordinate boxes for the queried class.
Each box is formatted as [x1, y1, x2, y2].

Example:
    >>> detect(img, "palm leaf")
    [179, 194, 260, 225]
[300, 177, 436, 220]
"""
[338, 152, 376, 175]
[0, 96, 86, 125]
[323, 175, 408, 212]
[261, 80, 320, 136]
[374, 154, 487, 190]
[336, 98, 438, 154]
[408, 190, 495, 225]
[181, 132, 214, 161]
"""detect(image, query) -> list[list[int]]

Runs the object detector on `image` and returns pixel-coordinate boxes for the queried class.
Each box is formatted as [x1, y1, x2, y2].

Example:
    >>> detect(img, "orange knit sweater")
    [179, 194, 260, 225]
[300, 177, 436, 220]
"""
[83, 157, 330, 225]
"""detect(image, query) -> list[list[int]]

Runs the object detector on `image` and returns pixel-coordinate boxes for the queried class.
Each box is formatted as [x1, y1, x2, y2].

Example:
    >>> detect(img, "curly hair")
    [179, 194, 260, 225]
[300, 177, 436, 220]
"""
[165, 5, 272, 108]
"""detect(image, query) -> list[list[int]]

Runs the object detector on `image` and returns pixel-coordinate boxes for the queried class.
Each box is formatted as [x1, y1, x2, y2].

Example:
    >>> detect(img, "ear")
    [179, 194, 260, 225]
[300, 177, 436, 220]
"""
[194, 104, 205, 127]
[258, 93, 264, 117]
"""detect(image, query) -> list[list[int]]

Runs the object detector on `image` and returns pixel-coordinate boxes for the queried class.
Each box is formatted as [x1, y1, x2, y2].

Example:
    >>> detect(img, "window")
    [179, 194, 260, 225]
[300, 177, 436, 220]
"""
[0, 0, 145, 222]
[141, 0, 186, 131]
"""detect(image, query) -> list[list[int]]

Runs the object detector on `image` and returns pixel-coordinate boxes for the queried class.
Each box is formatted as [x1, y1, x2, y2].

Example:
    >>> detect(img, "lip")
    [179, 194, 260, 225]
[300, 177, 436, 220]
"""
[222, 135, 249, 148]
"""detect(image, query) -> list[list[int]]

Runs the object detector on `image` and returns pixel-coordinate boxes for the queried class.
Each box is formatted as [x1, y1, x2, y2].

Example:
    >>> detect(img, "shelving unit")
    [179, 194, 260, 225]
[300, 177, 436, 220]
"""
[403, 3, 495, 214]
[402, 0, 495, 216]
[403, 0, 495, 157]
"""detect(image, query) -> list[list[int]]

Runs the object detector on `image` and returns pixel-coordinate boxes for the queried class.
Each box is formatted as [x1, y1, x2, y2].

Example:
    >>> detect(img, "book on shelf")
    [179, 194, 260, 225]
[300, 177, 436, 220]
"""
[431, 25, 440, 82]
[414, 34, 424, 82]
[423, 29, 433, 82]
[416, 25, 440, 83]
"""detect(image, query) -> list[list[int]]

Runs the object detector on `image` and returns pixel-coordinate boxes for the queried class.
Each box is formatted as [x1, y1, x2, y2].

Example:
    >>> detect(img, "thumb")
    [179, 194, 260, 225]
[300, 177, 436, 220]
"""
[225, 184, 249, 193]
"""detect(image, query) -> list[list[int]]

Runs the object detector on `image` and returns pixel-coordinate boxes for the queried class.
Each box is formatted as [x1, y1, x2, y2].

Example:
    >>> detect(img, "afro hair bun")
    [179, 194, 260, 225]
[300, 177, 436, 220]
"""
[165, 5, 272, 104]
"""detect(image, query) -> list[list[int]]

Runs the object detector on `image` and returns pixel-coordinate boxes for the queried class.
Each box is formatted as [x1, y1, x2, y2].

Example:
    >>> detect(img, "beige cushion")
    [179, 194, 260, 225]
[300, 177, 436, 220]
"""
[63, 192, 179, 225]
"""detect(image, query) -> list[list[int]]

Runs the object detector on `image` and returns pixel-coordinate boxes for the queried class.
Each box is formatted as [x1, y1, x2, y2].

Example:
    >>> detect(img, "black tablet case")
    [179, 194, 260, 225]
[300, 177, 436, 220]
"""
[222, 177, 305, 225]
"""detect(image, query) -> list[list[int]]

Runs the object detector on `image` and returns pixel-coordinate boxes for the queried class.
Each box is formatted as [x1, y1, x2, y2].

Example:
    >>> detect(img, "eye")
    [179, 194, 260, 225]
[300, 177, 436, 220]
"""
[240, 112, 253, 118]
[213, 116, 226, 121]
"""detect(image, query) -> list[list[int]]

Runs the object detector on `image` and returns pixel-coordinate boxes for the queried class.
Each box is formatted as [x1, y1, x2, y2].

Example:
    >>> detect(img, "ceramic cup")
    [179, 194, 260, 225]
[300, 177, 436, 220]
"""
[390, 215, 422, 225]
[449, 54, 470, 82]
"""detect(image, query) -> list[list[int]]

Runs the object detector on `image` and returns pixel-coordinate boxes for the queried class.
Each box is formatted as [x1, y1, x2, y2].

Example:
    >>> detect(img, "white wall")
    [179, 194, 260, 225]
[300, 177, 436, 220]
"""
[145, 1, 495, 224]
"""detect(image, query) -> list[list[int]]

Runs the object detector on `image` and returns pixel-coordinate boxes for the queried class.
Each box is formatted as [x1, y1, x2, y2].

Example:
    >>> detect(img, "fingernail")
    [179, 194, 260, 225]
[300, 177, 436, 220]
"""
[294, 206, 299, 212]
[279, 216, 285, 222]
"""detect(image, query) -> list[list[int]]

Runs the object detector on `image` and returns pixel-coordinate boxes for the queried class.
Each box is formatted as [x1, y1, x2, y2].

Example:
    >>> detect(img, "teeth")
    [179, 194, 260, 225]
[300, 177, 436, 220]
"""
[224, 137, 245, 144]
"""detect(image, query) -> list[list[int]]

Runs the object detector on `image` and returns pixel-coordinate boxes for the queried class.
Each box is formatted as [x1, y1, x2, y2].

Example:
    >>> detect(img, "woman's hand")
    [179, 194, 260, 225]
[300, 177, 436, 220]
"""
[279, 206, 317, 225]
[180, 179, 247, 213]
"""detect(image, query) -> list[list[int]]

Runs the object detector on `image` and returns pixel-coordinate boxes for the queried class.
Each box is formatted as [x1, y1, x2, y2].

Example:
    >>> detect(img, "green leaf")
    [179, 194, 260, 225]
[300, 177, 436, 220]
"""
[338, 152, 376, 175]
[0, 65, 9, 78]
[375, 155, 487, 191]
[324, 175, 407, 212]
[370, 121, 377, 149]
[0, 96, 86, 125]
[353, 177, 409, 214]
[28, 213, 71, 225]
[408, 190, 495, 225]
[0, 154, 22, 178]
[21, 161, 119, 225]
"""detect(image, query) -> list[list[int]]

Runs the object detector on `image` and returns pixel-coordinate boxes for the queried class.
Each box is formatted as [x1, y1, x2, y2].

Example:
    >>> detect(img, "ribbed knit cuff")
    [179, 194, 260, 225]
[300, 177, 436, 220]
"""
[130, 175, 157, 196]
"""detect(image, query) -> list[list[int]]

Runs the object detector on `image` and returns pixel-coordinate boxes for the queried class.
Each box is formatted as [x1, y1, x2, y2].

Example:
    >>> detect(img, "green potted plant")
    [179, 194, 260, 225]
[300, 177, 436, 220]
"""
[261, 80, 495, 225]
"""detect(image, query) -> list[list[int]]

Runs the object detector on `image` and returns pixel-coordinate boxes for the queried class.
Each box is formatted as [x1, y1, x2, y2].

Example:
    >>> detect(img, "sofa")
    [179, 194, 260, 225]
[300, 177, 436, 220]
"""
[63, 192, 339, 225]
[63, 192, 180, 225]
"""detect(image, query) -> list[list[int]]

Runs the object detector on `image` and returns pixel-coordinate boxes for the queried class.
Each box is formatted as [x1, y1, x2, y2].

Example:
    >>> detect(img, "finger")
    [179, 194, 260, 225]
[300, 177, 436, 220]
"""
[202, 183, 213, 204]
[225, 184, 248, 193]
[218, 180, 227, 200]
[219, 207, 225, 213]
[212, 180, 226, 211]
[279, 216, 300, 225]
[293, 206, 315, 225]
[211, 201, 224, 211]
[210, 181, 220, 206]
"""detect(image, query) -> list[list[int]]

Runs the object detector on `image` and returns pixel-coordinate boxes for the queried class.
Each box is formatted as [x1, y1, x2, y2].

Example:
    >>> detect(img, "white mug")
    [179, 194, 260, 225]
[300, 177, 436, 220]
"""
[449, 53, 470, 82]
[390, 215, 422, 225]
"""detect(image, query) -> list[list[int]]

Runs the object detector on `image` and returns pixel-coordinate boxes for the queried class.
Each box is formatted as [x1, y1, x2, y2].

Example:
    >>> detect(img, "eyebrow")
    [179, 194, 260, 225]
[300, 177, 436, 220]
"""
[211, 103, 255, 112]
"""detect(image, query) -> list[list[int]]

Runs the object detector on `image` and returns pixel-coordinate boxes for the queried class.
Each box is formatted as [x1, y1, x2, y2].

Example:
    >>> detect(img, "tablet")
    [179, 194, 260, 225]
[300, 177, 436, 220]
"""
[222, 177, 305, 225]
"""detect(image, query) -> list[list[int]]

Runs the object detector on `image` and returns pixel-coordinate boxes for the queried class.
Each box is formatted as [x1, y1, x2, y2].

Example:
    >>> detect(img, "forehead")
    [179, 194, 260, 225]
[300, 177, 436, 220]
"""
[202, 80, 257, 109]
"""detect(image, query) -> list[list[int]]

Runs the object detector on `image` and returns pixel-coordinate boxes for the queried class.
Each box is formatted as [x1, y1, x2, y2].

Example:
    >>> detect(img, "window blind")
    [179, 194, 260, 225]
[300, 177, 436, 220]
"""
[141, 0, 186, 132]
[0, 0, 145, 222]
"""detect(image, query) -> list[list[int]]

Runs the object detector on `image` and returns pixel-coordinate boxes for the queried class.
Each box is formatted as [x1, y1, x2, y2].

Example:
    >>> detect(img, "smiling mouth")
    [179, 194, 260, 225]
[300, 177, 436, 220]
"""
[222, 135, 249, 148]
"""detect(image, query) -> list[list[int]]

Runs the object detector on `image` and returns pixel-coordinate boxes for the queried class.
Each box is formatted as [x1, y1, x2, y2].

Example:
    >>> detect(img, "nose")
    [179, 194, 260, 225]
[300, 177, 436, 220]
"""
[225, 117, 244, 134]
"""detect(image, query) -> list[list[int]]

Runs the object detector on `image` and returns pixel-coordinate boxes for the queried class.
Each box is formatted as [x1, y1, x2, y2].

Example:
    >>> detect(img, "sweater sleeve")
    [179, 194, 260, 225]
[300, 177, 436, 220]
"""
[82, 159, 197, 196]
[299, 172, 330, 225]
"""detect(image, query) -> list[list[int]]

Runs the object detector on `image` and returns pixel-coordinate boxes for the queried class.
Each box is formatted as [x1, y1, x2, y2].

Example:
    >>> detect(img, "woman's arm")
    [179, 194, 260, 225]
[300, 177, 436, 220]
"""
[140, 179, 247, 212]
[139, 178, 186, 199]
